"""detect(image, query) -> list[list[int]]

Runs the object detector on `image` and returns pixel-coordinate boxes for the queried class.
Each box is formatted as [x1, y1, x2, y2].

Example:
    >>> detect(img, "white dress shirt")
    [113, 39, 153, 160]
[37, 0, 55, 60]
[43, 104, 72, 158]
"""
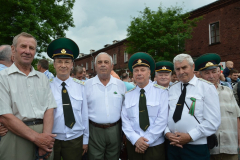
[50, 77, 89, 144]
[121, 81, 169, 147]
[165, 76, 221, 145]
[85, 75, 126, 124]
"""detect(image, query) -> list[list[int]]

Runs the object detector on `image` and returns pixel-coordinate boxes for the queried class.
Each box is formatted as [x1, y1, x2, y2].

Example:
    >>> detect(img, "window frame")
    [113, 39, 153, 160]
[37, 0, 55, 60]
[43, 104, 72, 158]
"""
[209, 22, 220, 45]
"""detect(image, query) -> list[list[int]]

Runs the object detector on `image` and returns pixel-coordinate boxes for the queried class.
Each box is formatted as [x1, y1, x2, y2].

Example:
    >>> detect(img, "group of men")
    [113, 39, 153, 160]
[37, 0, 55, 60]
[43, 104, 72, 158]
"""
[0, 32, 239, 160]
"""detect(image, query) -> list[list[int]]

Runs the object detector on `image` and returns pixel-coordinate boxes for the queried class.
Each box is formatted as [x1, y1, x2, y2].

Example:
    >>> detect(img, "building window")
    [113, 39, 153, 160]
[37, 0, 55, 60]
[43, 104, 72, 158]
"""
[91, 60, 94, 69]
[124, 51, 128, 62]
[86, 62, 88, 70]
[113, 54, 117, 65]
[209, 22, 220, 44]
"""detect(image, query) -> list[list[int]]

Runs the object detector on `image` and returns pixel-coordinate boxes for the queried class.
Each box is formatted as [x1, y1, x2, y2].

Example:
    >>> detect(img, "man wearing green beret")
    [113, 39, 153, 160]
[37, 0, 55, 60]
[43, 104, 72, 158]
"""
[0, 32, 57, 160]
[196, 53, 240, 160]
[47, 38, 89, 160]
[121, 52, 168, 160]
[154, 61, 174, 89]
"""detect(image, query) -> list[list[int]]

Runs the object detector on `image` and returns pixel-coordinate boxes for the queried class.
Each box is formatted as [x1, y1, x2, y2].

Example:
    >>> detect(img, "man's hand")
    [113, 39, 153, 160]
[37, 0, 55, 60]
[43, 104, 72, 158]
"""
[33, 133, 56, 152]
[82, 144, 88, 155]
[165, 132, 183, 148]
[135, 147, 144, 154]
[170, 132, 191, 146]
[0, 123, 8, 136]
[135, 137, 149, 152]
[38, 148, 51, 160]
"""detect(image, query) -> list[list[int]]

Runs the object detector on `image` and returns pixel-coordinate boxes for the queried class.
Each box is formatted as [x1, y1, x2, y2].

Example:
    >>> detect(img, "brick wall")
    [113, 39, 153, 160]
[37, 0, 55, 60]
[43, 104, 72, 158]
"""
[185, 0, 240, 70]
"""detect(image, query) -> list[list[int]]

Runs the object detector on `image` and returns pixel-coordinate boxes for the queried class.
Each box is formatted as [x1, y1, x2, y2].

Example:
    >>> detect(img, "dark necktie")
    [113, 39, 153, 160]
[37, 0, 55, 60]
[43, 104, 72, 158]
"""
[173, 83, 189, 123]
[139, 89, 150, 131]
[61, 82, 75, 129]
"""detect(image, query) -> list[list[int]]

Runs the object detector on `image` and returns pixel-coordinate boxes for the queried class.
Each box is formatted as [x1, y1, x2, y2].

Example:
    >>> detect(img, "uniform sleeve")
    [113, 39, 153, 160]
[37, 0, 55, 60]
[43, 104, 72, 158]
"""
[82, 87, 89, 144]
[46, 79, 57, 110]
[188, 85, 221, 141]
[121, 98, 141, 145]
[0, 75, 13, 115]
[233, 83, 240, 106]
[143, 89, 168, 145]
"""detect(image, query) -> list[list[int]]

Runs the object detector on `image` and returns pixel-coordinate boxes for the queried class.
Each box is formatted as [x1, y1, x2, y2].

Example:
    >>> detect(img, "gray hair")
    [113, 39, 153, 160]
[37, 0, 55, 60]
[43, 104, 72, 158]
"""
[94, 52, 113, 65]
[0, 45, 12, 62]
[173, 53, 194, 67]
[75, 66, 83, 74]
[12, 32, 37, 48]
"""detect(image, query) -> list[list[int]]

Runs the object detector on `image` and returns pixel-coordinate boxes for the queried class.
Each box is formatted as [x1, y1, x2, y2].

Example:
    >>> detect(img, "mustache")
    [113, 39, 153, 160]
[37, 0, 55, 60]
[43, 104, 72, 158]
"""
[178, 73, 187, 78]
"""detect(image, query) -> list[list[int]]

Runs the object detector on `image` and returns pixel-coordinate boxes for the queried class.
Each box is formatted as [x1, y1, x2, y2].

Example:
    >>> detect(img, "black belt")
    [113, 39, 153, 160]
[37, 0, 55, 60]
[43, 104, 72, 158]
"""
[23, 119, 43, 126]
[89, 119, 120, 129]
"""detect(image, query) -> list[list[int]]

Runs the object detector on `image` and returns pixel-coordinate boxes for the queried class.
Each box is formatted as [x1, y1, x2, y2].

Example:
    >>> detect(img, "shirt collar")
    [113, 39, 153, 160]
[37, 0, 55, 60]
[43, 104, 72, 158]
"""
[136, 80, 152, 94]
[92, 75, 117, 86]
[7, 63, 39, 77]
[55, 76, 71, 87]
[180, 75, 197, 86]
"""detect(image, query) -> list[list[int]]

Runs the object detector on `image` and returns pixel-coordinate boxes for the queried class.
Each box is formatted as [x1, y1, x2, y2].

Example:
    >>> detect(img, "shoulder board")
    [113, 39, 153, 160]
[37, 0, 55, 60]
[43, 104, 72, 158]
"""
[126, 86, 136, 93]
[198, 78, 213, 85]
[153, 84, 166, 90]
[169, 81, 179, 88]
[73, 78, 85, 85]
[49, 78, 54, 83]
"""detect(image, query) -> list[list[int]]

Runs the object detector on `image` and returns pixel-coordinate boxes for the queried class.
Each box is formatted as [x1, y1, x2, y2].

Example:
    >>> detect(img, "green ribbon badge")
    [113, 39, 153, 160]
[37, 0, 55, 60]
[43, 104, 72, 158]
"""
[114, 91, 117, 94]
[189, 97, 196, 116]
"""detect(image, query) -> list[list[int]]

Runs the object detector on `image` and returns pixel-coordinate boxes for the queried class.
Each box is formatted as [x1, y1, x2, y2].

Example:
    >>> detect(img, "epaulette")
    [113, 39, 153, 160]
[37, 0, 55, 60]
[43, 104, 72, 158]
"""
[73, 78, 85, 85]
[153, 83, 166, 90]
[198, 78, 213, 85]
[126, 86, 136, 93]
[49, 78, 54, 83]
[169, 81, 179, 88]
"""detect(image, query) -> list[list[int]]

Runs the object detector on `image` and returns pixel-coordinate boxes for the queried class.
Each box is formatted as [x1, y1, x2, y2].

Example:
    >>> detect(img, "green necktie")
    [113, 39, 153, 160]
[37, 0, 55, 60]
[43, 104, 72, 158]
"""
[139, 89, 150, 131]
[61, 82, 75, 129]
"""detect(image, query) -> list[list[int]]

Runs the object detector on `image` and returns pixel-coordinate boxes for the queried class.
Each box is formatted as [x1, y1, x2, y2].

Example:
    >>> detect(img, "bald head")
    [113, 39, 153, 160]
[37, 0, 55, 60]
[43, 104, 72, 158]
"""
[0, 45, 13, 67]
[226, 61, 233, 69]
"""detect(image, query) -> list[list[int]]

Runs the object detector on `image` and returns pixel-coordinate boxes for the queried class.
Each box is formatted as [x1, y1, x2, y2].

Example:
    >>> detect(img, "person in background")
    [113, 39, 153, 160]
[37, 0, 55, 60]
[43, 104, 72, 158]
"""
[82, 67, 88, 82]
[223, 61, 234, 78]
[75, 66, 84, 80]
[111, 70, 120, 79]
[155, 61, 174, 88]
[47, 38, 89, 160]
[170, 71, 178, 85]
[37, 59, 54, 79]
[122, 72, 135, 91]
[86, 73, 89, 79]
[85, 52, 126, 160]
[122, 52, 168, 160]
[0, 45, 13, 71]
[227, 69, 240, 88]
[196, 53, 240, 160]
[193, 71, 201, 78]
[165, 53, 220, 160]
[217, 67, 232, 89]
[70, 67, 76, 78]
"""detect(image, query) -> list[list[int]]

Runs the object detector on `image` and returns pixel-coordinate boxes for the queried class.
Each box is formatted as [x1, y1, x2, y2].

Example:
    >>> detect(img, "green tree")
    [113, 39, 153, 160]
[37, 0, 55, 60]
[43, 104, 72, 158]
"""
[126, 5, 202, 61]
[0, 0, 75, 55]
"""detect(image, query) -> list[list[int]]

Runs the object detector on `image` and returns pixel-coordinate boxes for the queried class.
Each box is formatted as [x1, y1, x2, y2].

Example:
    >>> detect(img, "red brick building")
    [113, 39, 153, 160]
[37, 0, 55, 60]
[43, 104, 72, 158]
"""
[75, 0, 240, 75]
[185, 0, 240, 69]
[74, 39, 130, 77]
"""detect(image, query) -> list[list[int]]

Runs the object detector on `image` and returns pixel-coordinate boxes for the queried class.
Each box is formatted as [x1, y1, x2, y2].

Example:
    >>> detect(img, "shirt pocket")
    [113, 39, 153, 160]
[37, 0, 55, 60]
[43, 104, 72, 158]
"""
[113, 94, 123, 108]
[225, 107, 236, 117]
[70, 94, 83, 123]
[168, 96, 179, 111]
[126, 102, 136, 118]
[147, 102, 159, 117]
[185, 96, 203, 116]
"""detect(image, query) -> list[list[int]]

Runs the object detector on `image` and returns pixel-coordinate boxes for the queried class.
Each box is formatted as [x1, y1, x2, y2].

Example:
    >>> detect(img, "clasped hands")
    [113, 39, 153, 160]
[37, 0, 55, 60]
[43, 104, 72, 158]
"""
[165, 132, 192, 148]
[134, 137, 149, 154]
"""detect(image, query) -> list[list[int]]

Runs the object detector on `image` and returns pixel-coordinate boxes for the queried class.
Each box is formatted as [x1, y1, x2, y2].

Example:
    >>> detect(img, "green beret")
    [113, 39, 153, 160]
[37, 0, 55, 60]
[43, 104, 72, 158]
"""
[195, 53, 221, 71]
[47, 38, 79, 59]
[128, 52, 155, 74]
[155, 61, 174, 73]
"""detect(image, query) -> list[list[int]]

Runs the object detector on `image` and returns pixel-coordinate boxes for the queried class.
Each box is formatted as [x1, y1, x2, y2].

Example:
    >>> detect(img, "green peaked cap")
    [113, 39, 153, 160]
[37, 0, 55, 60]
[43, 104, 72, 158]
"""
[195, 53, 221, 71]
[155, 61, 174, 73]
[128, 52, 155, 74]
[47, 38, 79, 60]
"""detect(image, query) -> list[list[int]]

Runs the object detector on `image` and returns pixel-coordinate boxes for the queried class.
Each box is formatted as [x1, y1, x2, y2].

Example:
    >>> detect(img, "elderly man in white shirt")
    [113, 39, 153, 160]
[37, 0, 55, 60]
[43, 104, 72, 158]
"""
[165, 54, 221, 160]
[85, 52, 126, 160]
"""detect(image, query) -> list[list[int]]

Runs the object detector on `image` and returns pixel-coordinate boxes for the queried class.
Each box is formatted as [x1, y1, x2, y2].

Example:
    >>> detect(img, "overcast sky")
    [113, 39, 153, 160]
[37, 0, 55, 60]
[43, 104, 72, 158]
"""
[61, 0, 217, 56]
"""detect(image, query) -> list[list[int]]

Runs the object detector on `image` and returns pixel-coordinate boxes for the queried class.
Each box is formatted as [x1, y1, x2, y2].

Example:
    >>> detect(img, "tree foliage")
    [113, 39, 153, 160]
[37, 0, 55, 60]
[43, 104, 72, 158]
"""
[126, 5, 202, 61]
[0, 0, 75, 54]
